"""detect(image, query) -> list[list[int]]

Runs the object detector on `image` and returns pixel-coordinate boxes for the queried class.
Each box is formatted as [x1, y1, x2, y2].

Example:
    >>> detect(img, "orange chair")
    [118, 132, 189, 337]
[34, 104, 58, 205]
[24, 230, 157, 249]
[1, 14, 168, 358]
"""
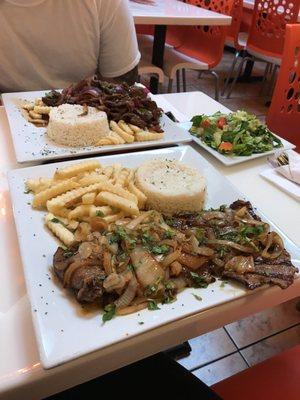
[157, 0, 234, 100]
[266, 24, 300, 151]
[222, 0, 248, 95]
[226, 0, 300, 98]
[212, 345, 300, 400]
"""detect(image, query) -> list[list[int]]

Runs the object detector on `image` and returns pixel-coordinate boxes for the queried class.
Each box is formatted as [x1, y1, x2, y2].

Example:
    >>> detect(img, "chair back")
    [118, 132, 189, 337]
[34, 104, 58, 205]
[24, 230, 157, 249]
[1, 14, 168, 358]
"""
[226, 0, 244, 49]
[176, 0, 234, 68]
[266, 24, 300, 151]
[247, 0, 300, 59]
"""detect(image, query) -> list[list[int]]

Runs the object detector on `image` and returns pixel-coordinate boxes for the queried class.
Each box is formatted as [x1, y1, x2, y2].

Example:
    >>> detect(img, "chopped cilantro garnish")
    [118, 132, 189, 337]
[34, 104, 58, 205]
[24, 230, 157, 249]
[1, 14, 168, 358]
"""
[51, 217, 60, 223]
[164, 229, 175, 239]
[147, 300, 160, 310]
[192, 293, 203, 301]
[151, 245, 169, 255]
[190, 272, 208, 288]
[96, 210, 104, 217]
[102, 304, 116, 323]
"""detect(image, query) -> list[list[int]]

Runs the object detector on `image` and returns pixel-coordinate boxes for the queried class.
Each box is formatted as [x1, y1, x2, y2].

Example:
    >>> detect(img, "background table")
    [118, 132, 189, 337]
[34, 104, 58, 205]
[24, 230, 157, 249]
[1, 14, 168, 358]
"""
[0, 92, 299, 400]
[130, 0, 232, 92]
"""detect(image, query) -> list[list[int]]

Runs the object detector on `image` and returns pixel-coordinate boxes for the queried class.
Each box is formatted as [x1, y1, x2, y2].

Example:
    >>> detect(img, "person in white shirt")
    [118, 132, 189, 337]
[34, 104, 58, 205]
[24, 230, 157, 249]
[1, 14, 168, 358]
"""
[0, 0, 141, 92]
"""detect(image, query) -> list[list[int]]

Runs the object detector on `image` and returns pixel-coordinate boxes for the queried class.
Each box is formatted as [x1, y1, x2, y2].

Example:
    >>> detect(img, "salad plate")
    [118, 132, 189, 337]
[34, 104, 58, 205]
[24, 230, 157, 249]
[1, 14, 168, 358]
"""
[180, 112, 295, 166]
[2, 90, 191, 164]
[8, 145, 300, 369]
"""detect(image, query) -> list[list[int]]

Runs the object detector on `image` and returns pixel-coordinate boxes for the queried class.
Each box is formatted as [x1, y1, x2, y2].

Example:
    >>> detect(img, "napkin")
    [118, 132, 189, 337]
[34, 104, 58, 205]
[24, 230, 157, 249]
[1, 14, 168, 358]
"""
[268, 150, 300, 185]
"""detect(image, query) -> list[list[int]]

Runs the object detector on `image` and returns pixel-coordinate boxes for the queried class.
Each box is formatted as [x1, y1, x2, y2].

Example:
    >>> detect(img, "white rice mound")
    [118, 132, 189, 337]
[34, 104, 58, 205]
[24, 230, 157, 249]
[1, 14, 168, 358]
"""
[136, 159, 206, 214]
[47, 104, 110, 147]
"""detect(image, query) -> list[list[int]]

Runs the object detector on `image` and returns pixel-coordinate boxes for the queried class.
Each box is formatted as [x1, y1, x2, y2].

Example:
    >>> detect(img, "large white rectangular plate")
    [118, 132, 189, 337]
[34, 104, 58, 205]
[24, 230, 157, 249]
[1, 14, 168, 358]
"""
[179, 120, 295, 166]
[2, 90, 191, 164]
[8, 145, 300, 369]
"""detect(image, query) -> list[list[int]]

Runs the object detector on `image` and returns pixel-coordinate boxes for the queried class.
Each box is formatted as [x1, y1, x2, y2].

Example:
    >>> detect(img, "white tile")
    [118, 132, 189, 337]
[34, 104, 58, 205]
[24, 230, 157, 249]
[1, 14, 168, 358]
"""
[192, 353, 248, 386]
[225, 298, 300, 348]
[241, 324, 300, 366]
[178, 328, 236, 370]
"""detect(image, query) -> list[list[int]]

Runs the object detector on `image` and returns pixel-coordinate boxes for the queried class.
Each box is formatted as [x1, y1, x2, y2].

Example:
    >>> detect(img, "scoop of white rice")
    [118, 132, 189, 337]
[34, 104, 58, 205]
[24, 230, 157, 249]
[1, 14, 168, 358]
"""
[136, 159, 206, 214]
[47, 104, 110, 147]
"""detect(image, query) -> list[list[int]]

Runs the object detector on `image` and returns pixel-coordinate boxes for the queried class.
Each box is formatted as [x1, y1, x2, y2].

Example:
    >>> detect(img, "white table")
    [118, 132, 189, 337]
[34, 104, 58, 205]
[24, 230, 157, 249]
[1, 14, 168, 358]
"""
[1, 92, 299, 400]
[129, 0, 232, 93]
[130, 0, 232, 26]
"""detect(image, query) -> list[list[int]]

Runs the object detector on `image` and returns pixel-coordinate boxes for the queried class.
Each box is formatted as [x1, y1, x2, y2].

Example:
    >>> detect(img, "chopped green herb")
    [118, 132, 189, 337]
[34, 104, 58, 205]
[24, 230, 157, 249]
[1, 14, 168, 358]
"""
[192, 293, 203, 301]
[162, 293, 176, 304]
[151, 245, 169, 255]
[138, 321, 144, 325]
[147, 300, 160, 311]
[164, 229, 175, 239]
[96, 210, 105, 217]
[190, 272, 208, 288]
[50, 217, 60, 223]
[102, 304, 116, 323]
[24, 189, 31, 194]
[127, 264, 136, 271]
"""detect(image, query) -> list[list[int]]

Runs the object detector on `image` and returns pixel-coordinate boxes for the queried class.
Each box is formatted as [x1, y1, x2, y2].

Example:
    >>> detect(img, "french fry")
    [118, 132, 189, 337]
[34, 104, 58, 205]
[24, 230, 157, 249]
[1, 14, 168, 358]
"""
[28, 117, 47, 125]
[89, 206, 114, 218]
[22, 103, 34, 111]
[78, 173, 108, 186]
[33, 105, 51, 114]
[96, 182, 137, 204]
[82, 192, 96, 205]
[96, 191, 139, 216]
[103, 212, 125, 223]
[109, 131, 125, 144]
[118, 120, 134, 135]
[135, 131, 164, 142]
[103, 166, 114, 179]
[115, 169, 129, 187]
[128, 124, 142, 134]
[45, 213, 75, 246]
[54, 160, 101, 180]
[29, 110, 43, 120]
[46, 183, 102, 212]
[26, 178, 53, 194]
[32, 178, 79, 209]
[112, 163, 122, 183]
[110, 121, 134, 143]
[68, 205, 95, 220]
[128, 181, 147, 209]
[97, 138, 113, 146]
[45, 213, 79, 230]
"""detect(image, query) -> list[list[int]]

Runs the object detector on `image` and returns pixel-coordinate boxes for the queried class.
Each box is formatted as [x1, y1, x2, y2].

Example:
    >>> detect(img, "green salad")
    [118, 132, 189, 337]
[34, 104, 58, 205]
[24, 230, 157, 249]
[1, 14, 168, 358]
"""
[189, 110, 282, 156]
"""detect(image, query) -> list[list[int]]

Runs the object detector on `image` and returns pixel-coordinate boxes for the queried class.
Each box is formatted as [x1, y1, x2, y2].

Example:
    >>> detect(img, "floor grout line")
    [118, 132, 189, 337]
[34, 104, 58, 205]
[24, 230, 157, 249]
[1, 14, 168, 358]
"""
[224, 321, 300, 352]
[189, 350, 239, 373]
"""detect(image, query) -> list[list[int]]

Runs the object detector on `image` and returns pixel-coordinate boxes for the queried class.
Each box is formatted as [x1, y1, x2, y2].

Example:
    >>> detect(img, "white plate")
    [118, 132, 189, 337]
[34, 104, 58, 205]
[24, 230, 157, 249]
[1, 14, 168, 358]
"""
[8, 145, 300, 369]
[260, 168, 300, 201]
[2, 90, 191, 164]
[179, 121, 296, 166]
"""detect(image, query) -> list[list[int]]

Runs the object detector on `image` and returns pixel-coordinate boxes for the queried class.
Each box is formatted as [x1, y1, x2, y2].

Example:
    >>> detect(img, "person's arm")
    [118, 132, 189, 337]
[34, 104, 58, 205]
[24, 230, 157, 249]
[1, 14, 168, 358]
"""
[114, 65, 138, 86]
[97, 0, 140, 84]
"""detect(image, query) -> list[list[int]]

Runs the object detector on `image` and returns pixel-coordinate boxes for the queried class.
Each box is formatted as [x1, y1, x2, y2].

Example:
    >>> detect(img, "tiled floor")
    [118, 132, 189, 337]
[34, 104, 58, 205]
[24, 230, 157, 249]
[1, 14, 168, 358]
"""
[147, 49, 300, 386]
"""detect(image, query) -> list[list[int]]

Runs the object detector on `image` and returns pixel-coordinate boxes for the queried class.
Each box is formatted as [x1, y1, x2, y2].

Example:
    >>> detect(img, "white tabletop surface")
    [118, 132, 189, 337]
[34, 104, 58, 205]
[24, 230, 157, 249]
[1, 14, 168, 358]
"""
[1, 92, 299, 399]
[130, 0, 232, 25]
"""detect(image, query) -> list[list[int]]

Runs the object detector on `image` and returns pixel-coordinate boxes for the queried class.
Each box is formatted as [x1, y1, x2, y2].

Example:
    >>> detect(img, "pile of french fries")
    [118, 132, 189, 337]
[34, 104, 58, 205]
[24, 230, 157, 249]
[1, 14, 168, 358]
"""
[26, 160, 147, 247]
[22, 99, 164, 144]
[22, 99, 51, 126]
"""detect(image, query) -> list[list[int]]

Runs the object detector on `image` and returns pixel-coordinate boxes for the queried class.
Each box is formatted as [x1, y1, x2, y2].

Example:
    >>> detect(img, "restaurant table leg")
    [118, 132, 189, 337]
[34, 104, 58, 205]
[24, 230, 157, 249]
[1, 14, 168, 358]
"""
[150, 25, 167, 94]
[236, 59, 264, 83]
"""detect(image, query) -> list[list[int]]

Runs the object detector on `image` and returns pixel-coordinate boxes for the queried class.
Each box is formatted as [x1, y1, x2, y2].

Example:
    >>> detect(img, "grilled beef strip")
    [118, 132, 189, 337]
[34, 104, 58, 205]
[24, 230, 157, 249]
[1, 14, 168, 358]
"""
[53, 246, 104, 303]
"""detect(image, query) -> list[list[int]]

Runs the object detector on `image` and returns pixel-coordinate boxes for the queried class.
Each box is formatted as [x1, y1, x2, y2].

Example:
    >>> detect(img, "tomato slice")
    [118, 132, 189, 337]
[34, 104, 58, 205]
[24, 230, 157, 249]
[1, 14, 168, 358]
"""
[217, 117, 227, 129]
[201, 119, 210, 129]
[219, 141, 233, 152]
